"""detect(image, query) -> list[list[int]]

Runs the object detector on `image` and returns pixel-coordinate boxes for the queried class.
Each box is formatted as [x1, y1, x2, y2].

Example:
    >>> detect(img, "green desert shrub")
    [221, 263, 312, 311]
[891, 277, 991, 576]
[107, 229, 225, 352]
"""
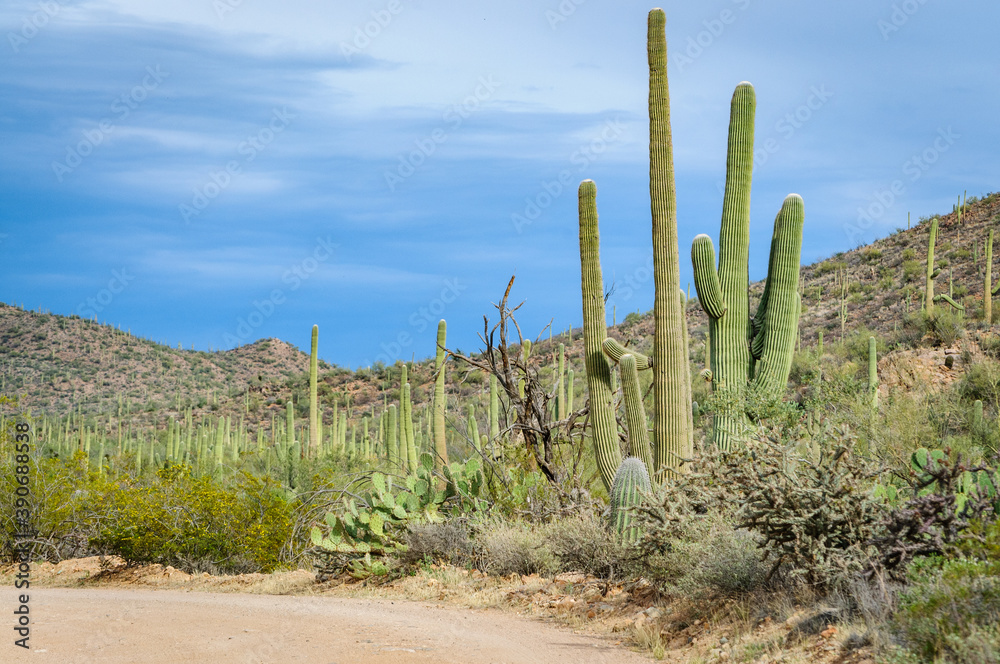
[0, 451, 110, 562]
[902, 259, 922, 282]
[904, 310, 965, 347]
[894, 553, 1000, 663]
[91, 467, 293, 573]
[958, 360, 1000, 411]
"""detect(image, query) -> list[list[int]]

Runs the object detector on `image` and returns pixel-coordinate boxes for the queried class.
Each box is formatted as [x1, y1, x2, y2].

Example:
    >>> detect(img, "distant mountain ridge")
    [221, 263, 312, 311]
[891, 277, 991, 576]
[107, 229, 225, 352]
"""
[2, 190, 998, 427]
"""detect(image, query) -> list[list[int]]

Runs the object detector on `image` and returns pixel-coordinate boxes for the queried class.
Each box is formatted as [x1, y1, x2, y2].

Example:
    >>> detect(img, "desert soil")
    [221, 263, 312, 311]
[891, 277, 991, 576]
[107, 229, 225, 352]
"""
[6, 586, 650, 664]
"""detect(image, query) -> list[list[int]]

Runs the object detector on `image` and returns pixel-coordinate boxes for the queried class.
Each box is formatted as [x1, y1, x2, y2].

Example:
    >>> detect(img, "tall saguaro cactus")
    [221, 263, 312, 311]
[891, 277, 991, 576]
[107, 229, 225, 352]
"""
[925, 217, 964, 316]
[309, 324, 319, 458]
[579, 9, 694, 481]
[868, 336, 879, 412]
[387, 403, 398, 466]
[690, 81, 806, 450]
[648, 8, 692, 473]
[557, 343, 566, 420]
[925, 218, 940, 316]
[489, 373, 500, 446]
[986, 229, 999, 324]
[433, 319, 449, 467]
[403, 382, 417, 471]
[578, 180, 622, 491]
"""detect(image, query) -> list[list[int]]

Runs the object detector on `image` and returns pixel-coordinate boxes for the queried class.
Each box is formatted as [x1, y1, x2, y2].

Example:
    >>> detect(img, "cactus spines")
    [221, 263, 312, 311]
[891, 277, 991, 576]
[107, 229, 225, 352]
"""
[578, 179, 622, 491]
[433, 319, 449, 467]
[648, 8, 693, 474]
[690, 81, 805, 449]
[619, 354, 654, 471]
[309, 324, 319, 458]
[609, 457, 651, 543]
[868, 336, 878, 412]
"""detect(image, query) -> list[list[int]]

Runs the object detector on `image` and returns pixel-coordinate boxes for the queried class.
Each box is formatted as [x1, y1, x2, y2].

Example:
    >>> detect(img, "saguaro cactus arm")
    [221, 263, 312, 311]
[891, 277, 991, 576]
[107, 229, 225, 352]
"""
[619, 354, 654, 471]
[691, 234, 727, 319]
[933, 293, 966, 311]
[602, 337, 652, 370]
[750, 194, 805, 396]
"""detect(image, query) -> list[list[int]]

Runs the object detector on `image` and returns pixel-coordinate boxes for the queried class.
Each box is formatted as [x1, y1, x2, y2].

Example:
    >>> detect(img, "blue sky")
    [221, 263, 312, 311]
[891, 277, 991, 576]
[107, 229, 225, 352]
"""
[2, 0, 998, 369]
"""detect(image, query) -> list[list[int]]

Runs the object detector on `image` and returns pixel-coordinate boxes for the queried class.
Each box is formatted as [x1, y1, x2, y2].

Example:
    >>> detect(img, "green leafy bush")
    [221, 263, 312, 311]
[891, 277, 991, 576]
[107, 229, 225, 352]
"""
[92, 466, 292, 573]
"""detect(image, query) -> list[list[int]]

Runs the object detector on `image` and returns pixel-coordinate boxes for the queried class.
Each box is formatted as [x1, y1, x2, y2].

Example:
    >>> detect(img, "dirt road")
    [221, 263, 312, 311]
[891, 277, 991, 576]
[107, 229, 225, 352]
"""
[7, 587, 650, 663]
